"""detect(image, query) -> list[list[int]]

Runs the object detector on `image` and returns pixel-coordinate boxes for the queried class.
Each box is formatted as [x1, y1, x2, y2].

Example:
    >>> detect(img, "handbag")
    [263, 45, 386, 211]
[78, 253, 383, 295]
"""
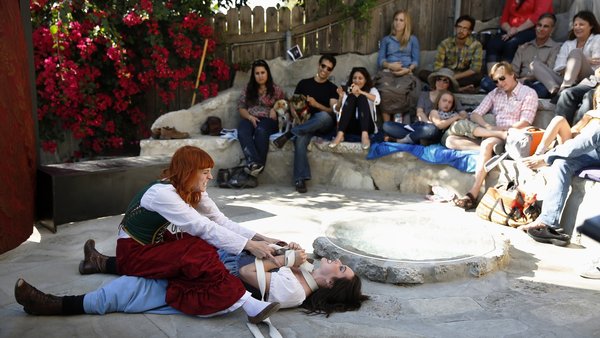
[217, 166, 258, 189]
[476, 182, 540, 227]
[505, 127, 544, 159]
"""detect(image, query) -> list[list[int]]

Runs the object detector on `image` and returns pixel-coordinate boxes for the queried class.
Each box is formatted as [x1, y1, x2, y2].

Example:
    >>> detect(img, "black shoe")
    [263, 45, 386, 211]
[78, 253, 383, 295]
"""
[527, 226, 571, 247]
[273, 131, 292, 148]
[244, 163, 264, 177]
[295, 180, 307, 193]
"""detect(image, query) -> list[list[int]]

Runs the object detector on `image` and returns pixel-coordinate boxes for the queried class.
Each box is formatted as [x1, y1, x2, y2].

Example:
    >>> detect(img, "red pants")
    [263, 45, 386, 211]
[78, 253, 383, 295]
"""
[116, 232, 246, 315]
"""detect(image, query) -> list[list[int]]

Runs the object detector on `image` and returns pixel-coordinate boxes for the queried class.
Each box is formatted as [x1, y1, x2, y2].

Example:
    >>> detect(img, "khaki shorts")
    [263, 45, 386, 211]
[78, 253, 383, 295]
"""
[441, 114, 496, 145]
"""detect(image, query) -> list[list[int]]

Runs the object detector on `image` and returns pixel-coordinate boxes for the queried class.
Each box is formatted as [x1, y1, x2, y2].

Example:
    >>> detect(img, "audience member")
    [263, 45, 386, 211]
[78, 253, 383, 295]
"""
[383, 69, 466, 145]
[420, 15, 483, 92]
[485, 0, 553, 72]
[237, 59, 286, 177]
[330, 67, 380, 150]
[533, 86, 600, 155]
[449, 62, 538, 210]
[376, 10, 420, 123]
[481, 13, 560, 97]
[272, 55, 339, 193]
[518, 124, 600, 247]
[535, 11, 600, 100]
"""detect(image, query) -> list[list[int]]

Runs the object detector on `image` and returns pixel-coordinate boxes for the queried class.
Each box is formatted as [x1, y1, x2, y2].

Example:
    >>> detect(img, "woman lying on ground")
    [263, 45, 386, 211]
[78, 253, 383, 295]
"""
[15, 240, 368, 317]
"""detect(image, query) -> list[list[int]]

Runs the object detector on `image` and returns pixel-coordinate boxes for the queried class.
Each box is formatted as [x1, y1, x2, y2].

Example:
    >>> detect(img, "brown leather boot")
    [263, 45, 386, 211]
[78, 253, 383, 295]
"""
[78, 239, 108, 275]
[160, 126, 189, 139]
[14, 278, 63, 315]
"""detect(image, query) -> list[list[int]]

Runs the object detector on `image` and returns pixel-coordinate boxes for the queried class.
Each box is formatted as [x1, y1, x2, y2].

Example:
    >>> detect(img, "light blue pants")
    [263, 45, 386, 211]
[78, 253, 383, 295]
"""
[539, 125, 600, 228]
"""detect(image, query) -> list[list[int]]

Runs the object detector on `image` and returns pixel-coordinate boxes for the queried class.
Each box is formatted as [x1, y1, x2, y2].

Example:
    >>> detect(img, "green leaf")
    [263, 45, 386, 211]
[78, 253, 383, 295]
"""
[50, 25, 58, 35]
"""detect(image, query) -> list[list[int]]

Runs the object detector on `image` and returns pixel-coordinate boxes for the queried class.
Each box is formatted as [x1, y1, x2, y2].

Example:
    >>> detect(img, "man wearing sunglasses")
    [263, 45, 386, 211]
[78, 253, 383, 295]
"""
[448, 62, 538, 210]
[273, 55, 339, 193]
[480, 13, 560, 97]
[419, 15, 483, 92]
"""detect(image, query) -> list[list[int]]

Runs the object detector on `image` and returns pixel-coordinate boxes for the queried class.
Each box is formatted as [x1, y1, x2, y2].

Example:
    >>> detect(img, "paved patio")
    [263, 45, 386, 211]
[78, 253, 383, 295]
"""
[1, 184, 600, 337]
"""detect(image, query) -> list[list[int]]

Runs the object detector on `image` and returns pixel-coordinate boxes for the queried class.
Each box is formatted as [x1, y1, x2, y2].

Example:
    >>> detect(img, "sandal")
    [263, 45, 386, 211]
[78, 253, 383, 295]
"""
[453, 192, 477, 210]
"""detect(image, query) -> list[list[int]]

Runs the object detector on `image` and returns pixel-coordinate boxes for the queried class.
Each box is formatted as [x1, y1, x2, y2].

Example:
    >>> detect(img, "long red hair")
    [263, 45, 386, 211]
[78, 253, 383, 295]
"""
[161, 146, 215, 207]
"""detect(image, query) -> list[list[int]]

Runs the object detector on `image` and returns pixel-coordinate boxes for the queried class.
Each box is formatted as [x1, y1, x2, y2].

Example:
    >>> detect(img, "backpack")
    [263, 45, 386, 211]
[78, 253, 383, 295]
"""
[505, 127, 544, 160]
[216, 166, 258, 189]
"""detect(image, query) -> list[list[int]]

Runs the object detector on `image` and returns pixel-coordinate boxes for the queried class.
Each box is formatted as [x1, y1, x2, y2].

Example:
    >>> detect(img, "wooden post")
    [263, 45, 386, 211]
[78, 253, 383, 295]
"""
[191, 38, 210, 107]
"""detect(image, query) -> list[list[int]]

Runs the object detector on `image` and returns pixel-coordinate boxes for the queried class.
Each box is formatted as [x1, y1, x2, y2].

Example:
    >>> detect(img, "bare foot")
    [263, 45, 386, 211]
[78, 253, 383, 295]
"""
[517, 219, 546, 232]
[522, 154, 547, 170]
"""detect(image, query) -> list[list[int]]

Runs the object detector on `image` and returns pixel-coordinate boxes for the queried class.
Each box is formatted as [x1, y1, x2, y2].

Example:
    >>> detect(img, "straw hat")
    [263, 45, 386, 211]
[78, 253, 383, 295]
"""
[427, 68, 459, 92]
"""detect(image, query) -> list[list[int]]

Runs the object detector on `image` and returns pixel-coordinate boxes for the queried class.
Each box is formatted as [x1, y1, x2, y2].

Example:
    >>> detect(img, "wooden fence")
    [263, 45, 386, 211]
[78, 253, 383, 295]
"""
[140, 0, 574, 129]
[214, 0, 573, 67]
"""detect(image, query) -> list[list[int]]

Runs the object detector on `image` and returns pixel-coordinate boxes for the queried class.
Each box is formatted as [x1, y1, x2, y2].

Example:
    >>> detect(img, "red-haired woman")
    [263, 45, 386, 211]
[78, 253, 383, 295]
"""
[18, 146, 283, 322]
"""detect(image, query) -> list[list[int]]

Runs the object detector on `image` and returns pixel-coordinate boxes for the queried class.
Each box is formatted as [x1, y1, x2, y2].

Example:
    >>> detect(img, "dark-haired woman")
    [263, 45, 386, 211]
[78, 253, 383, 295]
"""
[329, 67, 380, 150]
[535, 10, 600, 95]
[15, 243, 368, 318]
[238, 59, 286, 176]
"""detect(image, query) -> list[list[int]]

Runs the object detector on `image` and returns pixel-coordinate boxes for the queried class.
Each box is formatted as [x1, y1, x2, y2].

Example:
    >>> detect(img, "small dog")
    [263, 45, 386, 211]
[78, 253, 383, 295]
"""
[290, 94, 310, 125]
[273, 99, 291, 133]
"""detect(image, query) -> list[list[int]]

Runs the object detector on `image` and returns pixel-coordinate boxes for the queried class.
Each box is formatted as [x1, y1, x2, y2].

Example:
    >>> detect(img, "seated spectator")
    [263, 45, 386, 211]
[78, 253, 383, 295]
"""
[553, 65, 600, 127]
[376, 10, 420, 123]
[237, 59, 286, 177]
[330, 67, 381, 150]
[383, 68, 465, 145]
[533, 86, 600, 155]
[485, 0, 553, 72]
[481, 13, 560, 97]
[518, 124, 600, 247]
[535, 11, 600, 100]
[449, 62, 538, 210]
[419, 15, 483, 92]
[272, 55, 339, 194]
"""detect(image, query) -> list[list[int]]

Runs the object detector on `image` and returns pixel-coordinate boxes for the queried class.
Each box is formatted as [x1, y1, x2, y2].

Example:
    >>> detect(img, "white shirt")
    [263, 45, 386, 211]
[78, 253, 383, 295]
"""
[267, 267, 306, 308]
[118, 183, 256, 254]
[554, 34, 600, 72]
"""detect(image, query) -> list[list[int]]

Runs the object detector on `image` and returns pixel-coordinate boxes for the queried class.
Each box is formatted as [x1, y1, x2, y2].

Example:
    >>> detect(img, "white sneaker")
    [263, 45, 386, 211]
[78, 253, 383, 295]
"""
[580, 265, 600, 279]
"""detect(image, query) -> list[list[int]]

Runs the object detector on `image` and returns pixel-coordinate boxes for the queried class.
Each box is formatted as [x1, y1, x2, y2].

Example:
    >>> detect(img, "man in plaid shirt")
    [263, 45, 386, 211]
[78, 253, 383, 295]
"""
[419, 15, 483, 92]
[446, 62, 538, 209]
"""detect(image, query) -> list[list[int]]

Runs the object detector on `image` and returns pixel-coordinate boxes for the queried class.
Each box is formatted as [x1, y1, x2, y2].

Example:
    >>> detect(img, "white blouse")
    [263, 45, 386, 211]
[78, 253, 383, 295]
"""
[267, 267, 306, 308]
[118, 183, 256, 255]
[553, 34, 600, 72]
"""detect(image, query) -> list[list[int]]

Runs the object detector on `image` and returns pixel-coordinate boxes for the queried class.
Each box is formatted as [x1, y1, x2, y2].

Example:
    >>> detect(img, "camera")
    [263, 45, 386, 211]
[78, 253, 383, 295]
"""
[342, 85, 353, 94]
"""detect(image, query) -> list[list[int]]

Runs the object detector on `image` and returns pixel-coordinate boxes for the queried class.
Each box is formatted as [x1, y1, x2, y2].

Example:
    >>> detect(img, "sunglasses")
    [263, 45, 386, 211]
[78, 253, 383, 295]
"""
[493, 76, 507, 84]
[320, 64, 333, 72]
[436, 77, 450, 83]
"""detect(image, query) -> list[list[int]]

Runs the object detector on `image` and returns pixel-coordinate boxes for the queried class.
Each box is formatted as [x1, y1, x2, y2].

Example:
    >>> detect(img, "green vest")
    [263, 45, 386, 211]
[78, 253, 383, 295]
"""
[120, 181, 171, 245]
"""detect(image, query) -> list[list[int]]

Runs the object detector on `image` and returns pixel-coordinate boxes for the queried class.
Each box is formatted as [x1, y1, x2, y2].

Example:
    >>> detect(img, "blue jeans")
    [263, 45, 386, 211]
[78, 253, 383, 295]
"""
[292, 111, 335, 181]
[555, 83, 595, 125]
[485, 28, 536, 63]
[238, 117, 278, 166]
[382, 121, 442, 144]
[539, 125, 600, 228]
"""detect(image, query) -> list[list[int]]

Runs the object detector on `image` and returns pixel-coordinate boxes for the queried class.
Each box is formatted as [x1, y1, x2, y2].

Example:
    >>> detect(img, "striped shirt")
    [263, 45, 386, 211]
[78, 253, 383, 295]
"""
[473, 82, 538, 127]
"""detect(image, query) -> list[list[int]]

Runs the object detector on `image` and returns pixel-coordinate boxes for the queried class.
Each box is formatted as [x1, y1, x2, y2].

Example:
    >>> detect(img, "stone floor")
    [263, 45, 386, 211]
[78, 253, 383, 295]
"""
[1, 184, 600, 337]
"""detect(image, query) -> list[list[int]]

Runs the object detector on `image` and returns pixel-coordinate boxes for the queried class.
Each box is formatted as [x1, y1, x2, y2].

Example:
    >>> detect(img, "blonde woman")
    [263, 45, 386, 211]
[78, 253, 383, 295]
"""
[376, 10, 420, 123]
